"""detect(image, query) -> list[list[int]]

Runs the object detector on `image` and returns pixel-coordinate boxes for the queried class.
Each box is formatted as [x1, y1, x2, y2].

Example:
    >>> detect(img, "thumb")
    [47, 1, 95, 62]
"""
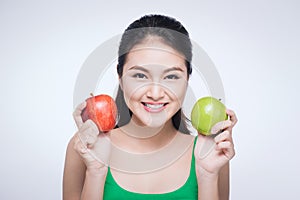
[73, 101, 87, 129]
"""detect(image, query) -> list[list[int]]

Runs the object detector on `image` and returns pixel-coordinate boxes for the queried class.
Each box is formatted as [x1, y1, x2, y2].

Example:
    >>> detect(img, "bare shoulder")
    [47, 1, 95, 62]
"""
[64, 133, 86, 172]
[65, 133, 83, 162]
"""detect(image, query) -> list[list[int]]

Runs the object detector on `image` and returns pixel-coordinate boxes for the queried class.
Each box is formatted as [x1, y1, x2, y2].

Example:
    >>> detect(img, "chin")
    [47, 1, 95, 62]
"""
[130, 102, 179, 128]
[137, 111, 172, 128]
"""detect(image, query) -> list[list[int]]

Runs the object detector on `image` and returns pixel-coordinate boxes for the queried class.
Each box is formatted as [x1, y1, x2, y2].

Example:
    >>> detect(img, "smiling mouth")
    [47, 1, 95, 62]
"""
[141, 102, 168, 113]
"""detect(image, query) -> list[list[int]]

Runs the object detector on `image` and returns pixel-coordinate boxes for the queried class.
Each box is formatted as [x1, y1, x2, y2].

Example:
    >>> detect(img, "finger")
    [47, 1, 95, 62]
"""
[73, 134, 106, 169]
[85, 119, 99, 134]
[78, 120, 99, 147]
[74, 135, 88, 154]
[215, 141, 234, 151]
[74, 137, 95, 163]
[211, 120, 232, 135]
[226, 109, 238, 126]
[85, 127, 99, 148]
[79, 119, 99, 134]
[73, 101, 87, 129]
[215, 141, 235, 159]
[78, 128, 96, 147]
[214, 130, 232, 144]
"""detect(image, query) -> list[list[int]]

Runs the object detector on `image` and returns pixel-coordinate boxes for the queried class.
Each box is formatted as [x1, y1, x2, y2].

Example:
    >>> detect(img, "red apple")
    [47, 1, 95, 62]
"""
[81, 93, 118, 132]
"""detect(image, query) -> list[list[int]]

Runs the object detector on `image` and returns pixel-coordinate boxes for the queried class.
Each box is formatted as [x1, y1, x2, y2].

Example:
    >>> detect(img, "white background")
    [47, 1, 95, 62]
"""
[1, 0, 299, 199]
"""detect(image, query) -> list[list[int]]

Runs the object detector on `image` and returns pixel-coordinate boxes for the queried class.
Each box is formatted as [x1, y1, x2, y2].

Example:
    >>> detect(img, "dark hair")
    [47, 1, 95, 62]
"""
[115, 14, 193, 134]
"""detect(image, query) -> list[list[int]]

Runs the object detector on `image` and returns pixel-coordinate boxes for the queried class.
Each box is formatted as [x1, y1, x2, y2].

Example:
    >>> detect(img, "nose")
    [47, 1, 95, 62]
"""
[146, 83, 165, 101]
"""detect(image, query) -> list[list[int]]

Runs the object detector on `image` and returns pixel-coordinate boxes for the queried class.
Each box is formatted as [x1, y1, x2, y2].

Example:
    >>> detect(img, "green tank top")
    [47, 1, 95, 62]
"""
[103, 137, 198, 199]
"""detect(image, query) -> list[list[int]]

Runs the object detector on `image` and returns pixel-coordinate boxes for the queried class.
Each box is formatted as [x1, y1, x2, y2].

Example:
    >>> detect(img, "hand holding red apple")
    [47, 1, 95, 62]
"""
[72, 101, 107, 173]
[72, 93, 117, 173]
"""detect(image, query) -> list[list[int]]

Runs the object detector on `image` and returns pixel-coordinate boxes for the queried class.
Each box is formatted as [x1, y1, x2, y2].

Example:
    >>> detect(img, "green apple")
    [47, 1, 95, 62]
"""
[191, 96, 228, 136]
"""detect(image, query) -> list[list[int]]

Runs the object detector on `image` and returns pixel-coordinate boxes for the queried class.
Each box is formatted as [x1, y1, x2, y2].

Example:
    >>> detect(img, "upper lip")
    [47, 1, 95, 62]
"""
[142, 102, 168, 105]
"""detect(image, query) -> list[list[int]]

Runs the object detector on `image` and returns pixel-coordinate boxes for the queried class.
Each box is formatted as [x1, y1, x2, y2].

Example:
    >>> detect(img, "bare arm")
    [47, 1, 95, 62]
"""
[196, 162, 230, 200]
[218, 163, 230, 200]
[81, 167, 108, 200]
[197, 171, 219, 200]
[63, 134, 86, 200]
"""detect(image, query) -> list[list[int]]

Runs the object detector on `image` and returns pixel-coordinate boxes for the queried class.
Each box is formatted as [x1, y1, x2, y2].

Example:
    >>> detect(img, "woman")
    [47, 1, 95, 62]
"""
[63, 14, 237, 200]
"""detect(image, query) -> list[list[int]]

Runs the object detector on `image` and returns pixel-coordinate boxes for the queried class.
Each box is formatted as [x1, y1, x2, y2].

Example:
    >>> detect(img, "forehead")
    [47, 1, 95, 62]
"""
[124, 39, 186, 71]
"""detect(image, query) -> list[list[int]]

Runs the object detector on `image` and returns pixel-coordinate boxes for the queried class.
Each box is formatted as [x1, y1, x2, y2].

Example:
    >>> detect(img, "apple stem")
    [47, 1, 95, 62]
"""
[90, 93, 94, 97]
[219, 98, 222, 101]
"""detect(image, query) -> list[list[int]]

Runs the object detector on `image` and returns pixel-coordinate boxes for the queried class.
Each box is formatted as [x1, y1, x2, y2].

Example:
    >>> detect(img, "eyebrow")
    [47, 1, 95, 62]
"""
[128, 66, 185, 73]
[164, 66, 184, 73]
[128, 66, 149, 72]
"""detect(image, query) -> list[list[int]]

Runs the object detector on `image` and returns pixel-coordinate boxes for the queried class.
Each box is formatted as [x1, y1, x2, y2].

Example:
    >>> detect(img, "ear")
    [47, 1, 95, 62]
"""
[117, 64, 124, 90]
[119, 78, 123, 90]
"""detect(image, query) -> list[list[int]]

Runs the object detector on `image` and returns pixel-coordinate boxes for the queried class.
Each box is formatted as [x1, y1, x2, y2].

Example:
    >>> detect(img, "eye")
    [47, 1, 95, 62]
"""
[164, 74, 179, 80]
[132, 73, 147, 79]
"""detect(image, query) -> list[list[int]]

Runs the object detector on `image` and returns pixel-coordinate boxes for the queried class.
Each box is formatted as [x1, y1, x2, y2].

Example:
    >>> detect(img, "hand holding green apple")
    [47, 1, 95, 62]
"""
[191, 96, 228, 136]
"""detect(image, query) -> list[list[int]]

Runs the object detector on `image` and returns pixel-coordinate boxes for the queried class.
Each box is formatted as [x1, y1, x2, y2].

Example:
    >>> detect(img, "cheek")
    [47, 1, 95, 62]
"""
[121, 77, 146, 105]
[163, 80, 188, 104]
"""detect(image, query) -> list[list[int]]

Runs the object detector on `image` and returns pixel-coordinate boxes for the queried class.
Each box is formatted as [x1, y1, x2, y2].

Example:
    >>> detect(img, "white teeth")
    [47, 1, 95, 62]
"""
[145, 103, 164, 109]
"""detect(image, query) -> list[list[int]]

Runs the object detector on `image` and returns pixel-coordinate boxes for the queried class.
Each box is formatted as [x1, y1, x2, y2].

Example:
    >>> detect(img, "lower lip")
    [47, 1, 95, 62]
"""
[142, 104, 167, 113]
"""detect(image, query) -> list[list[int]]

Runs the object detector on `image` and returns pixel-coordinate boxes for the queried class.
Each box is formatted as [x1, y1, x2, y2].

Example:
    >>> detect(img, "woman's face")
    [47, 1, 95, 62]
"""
[120, 37, 188, 128]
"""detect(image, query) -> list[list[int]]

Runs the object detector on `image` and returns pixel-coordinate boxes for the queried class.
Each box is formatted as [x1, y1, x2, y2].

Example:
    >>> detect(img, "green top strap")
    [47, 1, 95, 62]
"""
[103, 136, 198, 199]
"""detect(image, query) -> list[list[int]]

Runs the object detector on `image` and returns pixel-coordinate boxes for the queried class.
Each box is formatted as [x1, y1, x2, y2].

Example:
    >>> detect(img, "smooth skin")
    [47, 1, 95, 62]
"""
[63, 38, 237, 200]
